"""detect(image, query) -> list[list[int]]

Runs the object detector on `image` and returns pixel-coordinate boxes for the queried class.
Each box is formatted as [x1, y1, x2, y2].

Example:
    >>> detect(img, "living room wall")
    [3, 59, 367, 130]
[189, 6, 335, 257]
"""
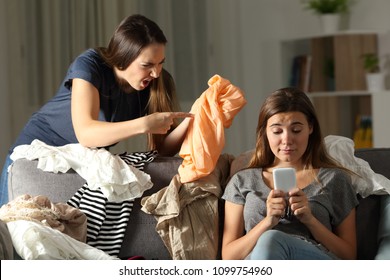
[1, 0, 390, 165]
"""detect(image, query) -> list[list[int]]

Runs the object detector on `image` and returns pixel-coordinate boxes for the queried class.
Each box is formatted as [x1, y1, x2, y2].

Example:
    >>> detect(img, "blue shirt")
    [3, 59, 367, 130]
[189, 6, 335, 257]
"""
[10, 49, 150, 152]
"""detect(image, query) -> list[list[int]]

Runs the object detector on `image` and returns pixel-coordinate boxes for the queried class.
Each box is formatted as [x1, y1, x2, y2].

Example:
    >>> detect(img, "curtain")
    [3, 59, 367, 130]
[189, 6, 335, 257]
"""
[1, 0, 139, 158]
[0, 0, 11, 156]
[0, 0, 145, 158]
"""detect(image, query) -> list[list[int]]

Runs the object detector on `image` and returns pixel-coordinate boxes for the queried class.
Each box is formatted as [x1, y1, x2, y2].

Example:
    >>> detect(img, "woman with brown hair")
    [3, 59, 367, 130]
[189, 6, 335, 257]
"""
[0, 14, 192, 206]
[222, 87, 358, 260]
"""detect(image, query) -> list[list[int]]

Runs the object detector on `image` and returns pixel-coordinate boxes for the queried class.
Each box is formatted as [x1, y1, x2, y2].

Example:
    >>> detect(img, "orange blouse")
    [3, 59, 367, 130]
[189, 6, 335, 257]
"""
[178, 75, 247, 183]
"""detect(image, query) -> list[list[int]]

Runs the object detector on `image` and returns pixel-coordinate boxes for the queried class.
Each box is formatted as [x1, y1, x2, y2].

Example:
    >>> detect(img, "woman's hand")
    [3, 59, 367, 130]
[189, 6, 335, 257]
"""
[266, 189, 287, 227]
[71, 78, 193, 148]
[144, 112, 193, 134]
[288, 187, 313, 224]
[288, 187, 357, 259]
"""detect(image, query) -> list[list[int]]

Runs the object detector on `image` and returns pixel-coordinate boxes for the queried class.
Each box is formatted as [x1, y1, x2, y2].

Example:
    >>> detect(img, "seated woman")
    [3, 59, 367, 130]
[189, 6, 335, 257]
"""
[221, 87, 358, 260]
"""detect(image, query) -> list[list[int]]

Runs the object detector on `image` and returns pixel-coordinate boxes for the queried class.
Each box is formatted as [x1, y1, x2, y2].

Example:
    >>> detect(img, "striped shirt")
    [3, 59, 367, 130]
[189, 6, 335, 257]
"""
[67, 150, 157, 256]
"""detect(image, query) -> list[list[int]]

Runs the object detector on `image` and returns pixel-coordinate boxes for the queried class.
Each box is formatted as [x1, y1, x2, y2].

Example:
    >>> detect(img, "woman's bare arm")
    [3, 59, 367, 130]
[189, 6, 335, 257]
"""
[71, 78, 192, 148]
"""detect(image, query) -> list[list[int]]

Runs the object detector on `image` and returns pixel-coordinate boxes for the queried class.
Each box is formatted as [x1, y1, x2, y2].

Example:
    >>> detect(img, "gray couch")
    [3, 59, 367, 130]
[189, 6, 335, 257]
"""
[5, 148, 390, 260]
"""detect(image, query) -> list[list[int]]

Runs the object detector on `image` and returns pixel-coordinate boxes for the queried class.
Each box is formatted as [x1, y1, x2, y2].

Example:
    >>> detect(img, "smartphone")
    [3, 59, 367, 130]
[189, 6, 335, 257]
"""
[273, 167, 296, 192]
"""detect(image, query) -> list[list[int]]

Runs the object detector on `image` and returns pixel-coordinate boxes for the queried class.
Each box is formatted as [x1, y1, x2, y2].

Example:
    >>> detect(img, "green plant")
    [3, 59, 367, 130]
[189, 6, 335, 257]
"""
[362, 53, 380, 73]
[301, 0, 352, 14]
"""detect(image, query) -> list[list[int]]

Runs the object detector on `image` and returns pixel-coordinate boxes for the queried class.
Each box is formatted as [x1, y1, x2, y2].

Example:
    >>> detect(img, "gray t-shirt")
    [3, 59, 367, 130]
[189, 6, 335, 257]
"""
[222, 167, 359, 244]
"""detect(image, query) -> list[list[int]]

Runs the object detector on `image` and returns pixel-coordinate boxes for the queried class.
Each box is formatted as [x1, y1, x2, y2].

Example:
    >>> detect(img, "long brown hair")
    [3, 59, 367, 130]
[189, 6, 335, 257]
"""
[147, 68, 181, 150]
[96, 14, 167, 70]
[249, 87, 345, 172]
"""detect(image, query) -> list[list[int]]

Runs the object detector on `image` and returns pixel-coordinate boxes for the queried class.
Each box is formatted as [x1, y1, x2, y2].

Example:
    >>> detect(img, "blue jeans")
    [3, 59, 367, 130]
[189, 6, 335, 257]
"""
[0, 154, 13, 206]
[376, 195, 390, 260]
[248, 230, 337, 260]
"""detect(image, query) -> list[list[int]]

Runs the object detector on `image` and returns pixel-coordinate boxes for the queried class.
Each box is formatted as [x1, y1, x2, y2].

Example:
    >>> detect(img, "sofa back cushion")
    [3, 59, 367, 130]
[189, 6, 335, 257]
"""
[8, 159, 85, 203]
[354, 148, 390, 259]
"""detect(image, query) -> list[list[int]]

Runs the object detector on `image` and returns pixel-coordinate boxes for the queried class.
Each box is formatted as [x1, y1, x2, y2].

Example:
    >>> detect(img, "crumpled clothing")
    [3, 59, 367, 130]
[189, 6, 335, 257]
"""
[7, 220, 118, 260]
[0, 194, 87, 242]
[141, 153, 233, 259]
[68, 185, 133, 257]
[325, 135, 390, 198]
[178, 75, 246, 183]
[10, 139, 153, 202]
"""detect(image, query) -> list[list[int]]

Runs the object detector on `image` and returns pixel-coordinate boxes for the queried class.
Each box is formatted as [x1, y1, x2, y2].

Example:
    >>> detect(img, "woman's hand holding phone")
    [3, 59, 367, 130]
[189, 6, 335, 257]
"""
[273, 168, 296, 220]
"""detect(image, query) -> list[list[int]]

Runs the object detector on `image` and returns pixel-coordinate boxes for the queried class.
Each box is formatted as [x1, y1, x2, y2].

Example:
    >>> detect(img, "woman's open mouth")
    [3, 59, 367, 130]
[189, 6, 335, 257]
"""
[141, 79, 151, 88]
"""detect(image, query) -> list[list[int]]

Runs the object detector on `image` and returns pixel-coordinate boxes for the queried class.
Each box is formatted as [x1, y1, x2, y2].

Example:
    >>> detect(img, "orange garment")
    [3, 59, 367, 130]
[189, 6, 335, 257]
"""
[178, 75, 246, 183]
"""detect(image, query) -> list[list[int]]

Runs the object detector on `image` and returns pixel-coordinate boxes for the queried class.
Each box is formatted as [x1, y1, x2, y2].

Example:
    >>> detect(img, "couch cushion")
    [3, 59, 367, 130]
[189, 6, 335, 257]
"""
[355, 195, 381, 259]
[354, 148, 390, 260]
[118, 156, 183, 260]
[355, 148, 390, 179]
[8, 159, 85, 203]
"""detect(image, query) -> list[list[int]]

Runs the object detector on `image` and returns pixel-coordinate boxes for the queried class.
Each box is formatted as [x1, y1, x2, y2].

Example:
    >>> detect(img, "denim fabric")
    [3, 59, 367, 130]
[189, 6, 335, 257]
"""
[376, 195, 390, 260]
[0, 154, 12, 206]
[248, 230, 337, 260]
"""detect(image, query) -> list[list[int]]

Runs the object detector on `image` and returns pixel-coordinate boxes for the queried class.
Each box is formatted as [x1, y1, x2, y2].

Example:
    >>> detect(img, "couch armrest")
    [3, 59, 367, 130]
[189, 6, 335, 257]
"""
[354, 148, 390, 259]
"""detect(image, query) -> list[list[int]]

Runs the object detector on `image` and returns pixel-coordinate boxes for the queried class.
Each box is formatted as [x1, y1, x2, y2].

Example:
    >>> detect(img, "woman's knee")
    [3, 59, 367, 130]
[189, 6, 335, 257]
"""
[249, 230, 287, 260]
[257, 230, 285, 246]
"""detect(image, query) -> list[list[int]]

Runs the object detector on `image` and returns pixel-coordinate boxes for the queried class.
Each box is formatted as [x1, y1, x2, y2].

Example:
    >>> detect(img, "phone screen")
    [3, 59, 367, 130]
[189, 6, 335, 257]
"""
[273, 167, 296, 192]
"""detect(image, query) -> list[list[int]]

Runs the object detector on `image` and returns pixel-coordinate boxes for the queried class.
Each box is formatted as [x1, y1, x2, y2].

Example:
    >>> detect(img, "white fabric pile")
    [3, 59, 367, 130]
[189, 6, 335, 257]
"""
[325, 135, 390, 198]
[10, 139, 153, 202]
[8, 220, 118, 260]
